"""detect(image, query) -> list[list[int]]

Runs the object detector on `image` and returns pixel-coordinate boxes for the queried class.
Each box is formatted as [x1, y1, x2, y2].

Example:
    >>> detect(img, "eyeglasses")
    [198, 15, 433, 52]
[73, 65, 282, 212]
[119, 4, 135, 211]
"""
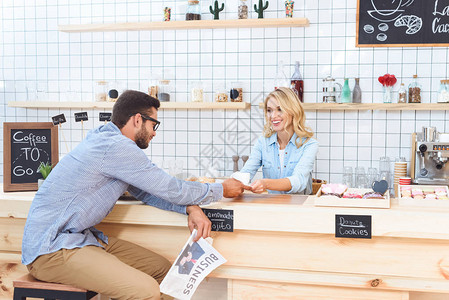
[129, 113, 160, 131]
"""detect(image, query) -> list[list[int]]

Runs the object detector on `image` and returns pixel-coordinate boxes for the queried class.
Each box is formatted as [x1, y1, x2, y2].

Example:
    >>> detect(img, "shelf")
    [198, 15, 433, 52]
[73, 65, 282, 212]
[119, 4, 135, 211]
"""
[8, 101, 251, 110]
[58, 18, 309, 32]
[258, 102, 449, 111]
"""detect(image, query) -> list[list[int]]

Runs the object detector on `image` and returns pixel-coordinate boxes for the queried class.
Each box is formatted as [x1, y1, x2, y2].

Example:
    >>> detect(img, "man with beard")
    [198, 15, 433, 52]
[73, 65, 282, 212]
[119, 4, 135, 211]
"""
[21, 90, 245, 300]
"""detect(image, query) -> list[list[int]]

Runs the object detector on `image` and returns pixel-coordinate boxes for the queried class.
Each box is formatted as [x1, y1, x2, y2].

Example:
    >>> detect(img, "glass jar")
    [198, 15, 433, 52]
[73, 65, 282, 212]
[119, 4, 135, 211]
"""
[408, 75, 421, 103]
[186, 0, 201, 20]
[230, 82, 243, 102]
[397, 83, 407, 103]
[191, 81, 204, 102]
[94, 81, 108, 102]
[214, 84, 228, 102]
[158, 80, 172, 102]
[437, 80, 449, 103]
[238, 0, 248, 19]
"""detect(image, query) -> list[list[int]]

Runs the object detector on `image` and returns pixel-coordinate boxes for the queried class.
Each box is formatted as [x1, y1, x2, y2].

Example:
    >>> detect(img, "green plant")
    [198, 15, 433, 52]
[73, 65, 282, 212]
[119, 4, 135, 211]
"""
[209, 0, 224, 20]
[254, 0, 269, 19]
[38, 162, 52, 179]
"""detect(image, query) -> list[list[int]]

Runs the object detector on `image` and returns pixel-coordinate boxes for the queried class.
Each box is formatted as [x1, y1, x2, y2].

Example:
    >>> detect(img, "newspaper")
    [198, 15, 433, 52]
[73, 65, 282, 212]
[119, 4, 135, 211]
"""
[160, 229, 227, 300]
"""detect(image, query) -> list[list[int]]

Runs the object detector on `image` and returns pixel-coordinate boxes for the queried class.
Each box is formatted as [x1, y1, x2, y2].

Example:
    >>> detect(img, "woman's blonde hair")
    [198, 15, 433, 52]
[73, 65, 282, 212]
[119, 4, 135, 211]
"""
[263, 87, 314, 148]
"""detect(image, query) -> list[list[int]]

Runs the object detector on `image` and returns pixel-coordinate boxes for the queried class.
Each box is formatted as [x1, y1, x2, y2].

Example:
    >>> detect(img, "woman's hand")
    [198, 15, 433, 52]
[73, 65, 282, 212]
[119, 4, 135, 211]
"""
[186, 205, 211, 241]
[250, 179, 267, 193]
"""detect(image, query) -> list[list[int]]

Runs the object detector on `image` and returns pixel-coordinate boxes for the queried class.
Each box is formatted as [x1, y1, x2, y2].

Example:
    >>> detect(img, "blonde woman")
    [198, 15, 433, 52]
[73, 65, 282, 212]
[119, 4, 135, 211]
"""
[240, 87, 318, 194]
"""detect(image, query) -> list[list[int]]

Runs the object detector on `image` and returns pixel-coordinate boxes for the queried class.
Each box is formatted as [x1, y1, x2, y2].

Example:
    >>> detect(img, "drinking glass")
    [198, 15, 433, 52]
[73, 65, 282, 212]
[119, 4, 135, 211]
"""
[367, 167, 378, 187]
[355, 167, 367, 188]
[379, 156, 390, 172]
[342, 166, 353, 187]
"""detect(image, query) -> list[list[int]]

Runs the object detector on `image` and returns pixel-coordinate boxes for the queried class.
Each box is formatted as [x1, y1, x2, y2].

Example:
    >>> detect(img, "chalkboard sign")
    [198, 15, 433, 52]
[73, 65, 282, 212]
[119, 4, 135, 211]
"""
[99, 112, 112, 122]
[3, 122, 59, 192]
[52, 114, 66, 125]
[202, 208, 234, 232]
[335, 214, 372, 239]
[74, 112, 88, 122]
[357, 0, 449, 47]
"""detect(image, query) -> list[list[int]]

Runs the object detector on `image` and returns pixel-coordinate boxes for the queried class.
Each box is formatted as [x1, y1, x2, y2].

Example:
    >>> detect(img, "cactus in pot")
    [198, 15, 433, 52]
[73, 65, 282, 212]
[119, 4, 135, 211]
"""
[209, 0, 224, 20]
[254, 0, 269, 19]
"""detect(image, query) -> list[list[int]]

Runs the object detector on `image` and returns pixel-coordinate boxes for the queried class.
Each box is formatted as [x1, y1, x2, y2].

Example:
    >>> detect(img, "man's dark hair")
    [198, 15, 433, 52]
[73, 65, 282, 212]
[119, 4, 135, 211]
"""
[111, 90, 160, 128]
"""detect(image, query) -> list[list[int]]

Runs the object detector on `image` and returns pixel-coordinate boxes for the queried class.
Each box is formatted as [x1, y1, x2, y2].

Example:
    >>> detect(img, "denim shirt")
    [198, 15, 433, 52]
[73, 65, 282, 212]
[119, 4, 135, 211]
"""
[21, 122, 223, 265]
[240, 133, 318, 194]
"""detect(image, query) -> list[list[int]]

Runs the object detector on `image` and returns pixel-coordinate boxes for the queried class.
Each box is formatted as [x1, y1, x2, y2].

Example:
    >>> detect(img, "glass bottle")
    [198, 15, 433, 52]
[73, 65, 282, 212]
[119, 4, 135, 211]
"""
[352, 78, 361, 103]
[238, 0, 248, 19]
[158, 80, 172, 102]
[397, 83, 407, 103]
[230, 81, 243, 102]
[191, 81, 204, 102]
[214, 84, 228, 102]
[290, 61, 304, 102]
[274, 61, 289, 90]
[94, 81, 108, 102]
[408, 74, 421, 103]
[437, 80, 449, 103]
[186, 0, 201, 20]
[340, 78, 352, 103]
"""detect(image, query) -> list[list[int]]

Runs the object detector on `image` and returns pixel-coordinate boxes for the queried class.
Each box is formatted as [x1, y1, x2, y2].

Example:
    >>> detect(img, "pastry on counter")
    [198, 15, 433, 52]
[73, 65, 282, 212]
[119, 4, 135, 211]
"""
[321, 183, 347, 197]
[362, 192, 385, 199]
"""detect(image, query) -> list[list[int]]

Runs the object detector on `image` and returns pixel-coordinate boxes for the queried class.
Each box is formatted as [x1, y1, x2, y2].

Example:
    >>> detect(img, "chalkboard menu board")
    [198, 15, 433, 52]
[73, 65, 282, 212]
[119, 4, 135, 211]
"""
[357, 0, 449, 47]
[335, 214, 372, 239]
[3, 122, 59, 192]
[202, 208, 234, 232]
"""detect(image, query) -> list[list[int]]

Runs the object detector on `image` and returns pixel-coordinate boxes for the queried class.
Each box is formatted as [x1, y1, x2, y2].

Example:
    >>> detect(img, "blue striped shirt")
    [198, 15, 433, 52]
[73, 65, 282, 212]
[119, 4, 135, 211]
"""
[22, 122, 223, 265]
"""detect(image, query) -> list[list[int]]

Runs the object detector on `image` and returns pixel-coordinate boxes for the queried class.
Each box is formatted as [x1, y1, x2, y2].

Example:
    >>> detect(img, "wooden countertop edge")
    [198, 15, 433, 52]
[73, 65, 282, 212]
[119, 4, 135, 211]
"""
[2, 196, 449, 240]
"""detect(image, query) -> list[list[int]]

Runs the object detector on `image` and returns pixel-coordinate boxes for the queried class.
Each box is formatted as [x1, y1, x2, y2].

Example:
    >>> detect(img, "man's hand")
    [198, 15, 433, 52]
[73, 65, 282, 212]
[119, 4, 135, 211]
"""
[186, 205, 211, 242]
[222, 178, 245, 198]
[250, 179, 266, 193]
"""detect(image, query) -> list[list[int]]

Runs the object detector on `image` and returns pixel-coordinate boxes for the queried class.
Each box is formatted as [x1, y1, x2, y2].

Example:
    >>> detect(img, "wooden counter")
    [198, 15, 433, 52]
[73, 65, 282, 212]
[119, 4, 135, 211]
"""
[1, 190, 449, 300]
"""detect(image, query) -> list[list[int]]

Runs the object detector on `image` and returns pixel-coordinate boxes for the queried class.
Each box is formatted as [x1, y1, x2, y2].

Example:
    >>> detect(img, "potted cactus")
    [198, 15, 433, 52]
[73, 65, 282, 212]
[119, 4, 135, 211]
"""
[254, 0, 269, 19]
[37, 162, 52, 189]
[209, 0, 224, 20]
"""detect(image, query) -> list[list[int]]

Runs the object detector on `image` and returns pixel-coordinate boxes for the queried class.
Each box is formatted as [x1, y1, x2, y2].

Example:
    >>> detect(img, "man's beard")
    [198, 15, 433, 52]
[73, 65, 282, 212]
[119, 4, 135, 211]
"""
[135, 125, 151, 149]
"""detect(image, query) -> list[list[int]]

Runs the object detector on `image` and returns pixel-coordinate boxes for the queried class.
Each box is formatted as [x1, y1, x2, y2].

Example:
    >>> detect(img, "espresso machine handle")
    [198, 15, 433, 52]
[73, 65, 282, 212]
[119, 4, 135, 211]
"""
[418, 144, 428, 176]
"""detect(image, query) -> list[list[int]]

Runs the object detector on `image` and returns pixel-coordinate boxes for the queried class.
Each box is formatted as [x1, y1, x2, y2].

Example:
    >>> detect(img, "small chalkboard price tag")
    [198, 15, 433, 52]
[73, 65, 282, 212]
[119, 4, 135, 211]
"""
[99, 112, 112, 122]
[335, 215, 371, 239]
[74, 112, 88, 122]
[3, 122, 59, 192]
[202, 208, 234, 232]
[52, 114, 66, 125]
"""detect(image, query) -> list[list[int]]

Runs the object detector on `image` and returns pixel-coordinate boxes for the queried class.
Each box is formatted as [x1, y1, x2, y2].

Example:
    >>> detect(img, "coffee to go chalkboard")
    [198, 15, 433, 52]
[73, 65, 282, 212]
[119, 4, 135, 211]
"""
[3, 122, 59, 192]
[202, 208, 234, 232]
[357, 0, 449, 47]
[335, 214, 372, 239]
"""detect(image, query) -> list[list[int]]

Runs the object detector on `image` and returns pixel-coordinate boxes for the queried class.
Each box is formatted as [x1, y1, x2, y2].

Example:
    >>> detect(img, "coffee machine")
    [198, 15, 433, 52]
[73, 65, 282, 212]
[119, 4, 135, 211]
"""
[411, 127, 449, 185]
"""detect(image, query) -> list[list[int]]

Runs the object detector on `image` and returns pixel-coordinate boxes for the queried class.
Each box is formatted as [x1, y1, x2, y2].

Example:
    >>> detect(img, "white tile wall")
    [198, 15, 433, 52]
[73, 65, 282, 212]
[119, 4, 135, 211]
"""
[1, 0, 449, 187]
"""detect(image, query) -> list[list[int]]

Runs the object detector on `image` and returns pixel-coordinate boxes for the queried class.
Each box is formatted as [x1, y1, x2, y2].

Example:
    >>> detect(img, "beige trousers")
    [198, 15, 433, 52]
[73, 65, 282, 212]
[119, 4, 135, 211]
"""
[27, 236, 171, 300]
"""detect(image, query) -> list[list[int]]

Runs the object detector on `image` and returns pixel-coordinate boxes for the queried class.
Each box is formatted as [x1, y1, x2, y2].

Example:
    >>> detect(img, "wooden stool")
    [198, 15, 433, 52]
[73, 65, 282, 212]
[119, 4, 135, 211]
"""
[13, 274, 97, 300]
